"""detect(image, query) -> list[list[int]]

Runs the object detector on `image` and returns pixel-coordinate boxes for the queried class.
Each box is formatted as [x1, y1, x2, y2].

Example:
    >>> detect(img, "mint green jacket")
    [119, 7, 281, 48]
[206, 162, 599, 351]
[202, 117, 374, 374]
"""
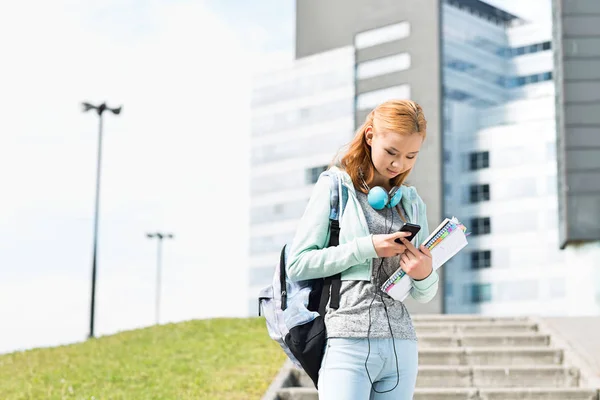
[286, 166, 439, 303]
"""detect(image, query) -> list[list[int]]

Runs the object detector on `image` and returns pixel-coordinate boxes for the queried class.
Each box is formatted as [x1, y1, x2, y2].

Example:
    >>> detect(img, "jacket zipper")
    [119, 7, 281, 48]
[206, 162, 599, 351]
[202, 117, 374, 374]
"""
[412, 202, 418, 225]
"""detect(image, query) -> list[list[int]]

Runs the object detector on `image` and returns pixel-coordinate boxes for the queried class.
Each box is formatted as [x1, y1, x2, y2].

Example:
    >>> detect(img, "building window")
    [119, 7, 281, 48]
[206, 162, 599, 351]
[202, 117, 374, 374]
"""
[356, 53, 411, 80]
[306, 165, 327, 184]
[509, 41, 552, 57]
[470, 217, 491, 236]
[355, 21, 410, 49]
[509, 71, 552, 87]
[444, 182, 452, 196]
[444, 150, 451, 163]
[471, 250, 492, 269]
[444, 88, 472, 102]
[469, 184, 490, 203]
[471, 283, 492, 303]
[356, 84, 411, 111]
[445, 281, 453, 297]
[470, 151, 489, 170]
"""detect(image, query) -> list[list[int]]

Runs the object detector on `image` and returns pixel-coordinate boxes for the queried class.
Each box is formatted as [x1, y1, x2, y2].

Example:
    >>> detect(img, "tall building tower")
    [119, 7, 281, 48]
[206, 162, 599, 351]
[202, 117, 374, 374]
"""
[551, 0, 600, 314]
[440, 2, 559, 314]
[553, 0, 600, 247]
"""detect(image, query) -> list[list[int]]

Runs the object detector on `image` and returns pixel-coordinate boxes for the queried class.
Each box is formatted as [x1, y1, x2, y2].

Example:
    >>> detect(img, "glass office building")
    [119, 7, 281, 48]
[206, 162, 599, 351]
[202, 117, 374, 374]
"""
[441, 1, 561, 314]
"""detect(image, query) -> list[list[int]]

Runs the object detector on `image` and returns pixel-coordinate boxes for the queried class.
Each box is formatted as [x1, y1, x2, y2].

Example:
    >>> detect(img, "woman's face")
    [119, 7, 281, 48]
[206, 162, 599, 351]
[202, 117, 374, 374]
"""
[365, 127, 423, 185]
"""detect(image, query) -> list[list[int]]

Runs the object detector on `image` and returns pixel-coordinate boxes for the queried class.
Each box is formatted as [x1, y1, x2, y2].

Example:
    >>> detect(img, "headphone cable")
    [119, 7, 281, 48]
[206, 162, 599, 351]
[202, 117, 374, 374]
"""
[364, 205, 400, 393]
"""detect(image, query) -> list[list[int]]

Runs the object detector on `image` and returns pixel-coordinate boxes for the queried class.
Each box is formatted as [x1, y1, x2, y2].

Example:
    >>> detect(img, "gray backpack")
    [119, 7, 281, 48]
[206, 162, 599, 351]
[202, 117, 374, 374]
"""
[257, 170, 347, 388]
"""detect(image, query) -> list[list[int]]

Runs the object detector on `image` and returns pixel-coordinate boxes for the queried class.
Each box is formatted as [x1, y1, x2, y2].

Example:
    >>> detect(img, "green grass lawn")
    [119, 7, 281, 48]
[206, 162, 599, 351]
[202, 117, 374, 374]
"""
[0, 317, 287, 400]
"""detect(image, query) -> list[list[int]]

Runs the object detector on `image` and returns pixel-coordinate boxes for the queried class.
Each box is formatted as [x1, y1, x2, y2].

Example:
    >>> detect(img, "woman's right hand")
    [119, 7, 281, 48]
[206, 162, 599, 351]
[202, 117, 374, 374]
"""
[371, 232, 412, 258]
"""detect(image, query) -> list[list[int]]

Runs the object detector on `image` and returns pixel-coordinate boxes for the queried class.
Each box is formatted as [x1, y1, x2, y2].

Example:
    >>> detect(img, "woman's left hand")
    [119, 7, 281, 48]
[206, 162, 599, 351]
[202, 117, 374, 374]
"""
[398, 238, 433, 281]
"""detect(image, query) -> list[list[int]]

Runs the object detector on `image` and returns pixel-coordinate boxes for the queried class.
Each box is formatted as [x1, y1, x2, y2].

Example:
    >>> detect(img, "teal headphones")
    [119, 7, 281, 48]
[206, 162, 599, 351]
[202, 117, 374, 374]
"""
[359, 168, 403, 210]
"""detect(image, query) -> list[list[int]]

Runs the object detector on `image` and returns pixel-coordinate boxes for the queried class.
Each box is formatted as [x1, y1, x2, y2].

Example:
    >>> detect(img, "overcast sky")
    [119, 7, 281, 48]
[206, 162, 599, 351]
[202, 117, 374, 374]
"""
[0, 0, 549, 355]
[487, 0, 552, 25]
[0, 0, 293, 354]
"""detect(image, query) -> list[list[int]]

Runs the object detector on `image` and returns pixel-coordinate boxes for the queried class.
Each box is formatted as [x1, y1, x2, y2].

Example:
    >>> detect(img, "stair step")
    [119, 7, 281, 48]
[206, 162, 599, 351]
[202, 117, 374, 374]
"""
[416, 365, 580, 388]
[414, 388, 599, 400]
[414, 388, 478, 400]
[478, 388, 599, 400]
[414, 321, 538, 334]
[419, 333, 551, 348]
[412, 315, 530, 323]
[277, 387, 599, 400]
[419, 347, 563, 366]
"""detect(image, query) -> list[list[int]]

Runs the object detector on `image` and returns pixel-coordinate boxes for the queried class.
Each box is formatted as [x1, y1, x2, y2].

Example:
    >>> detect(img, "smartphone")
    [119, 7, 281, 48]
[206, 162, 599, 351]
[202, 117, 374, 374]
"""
[395, 223, 421, 244]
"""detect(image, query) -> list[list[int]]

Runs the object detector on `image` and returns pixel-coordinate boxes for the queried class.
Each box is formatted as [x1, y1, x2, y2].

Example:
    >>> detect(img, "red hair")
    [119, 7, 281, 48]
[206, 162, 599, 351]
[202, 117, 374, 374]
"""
[339, 99, 427, 193]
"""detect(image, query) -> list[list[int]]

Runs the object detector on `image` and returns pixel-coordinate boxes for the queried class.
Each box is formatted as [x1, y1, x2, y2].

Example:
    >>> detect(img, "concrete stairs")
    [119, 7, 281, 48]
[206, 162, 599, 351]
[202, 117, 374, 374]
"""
[264, 315, 600, 400]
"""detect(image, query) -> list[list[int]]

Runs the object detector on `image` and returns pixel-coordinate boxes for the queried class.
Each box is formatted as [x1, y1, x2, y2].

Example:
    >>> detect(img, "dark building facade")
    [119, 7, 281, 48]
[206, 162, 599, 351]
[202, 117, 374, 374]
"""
[552, 0, 600, 248]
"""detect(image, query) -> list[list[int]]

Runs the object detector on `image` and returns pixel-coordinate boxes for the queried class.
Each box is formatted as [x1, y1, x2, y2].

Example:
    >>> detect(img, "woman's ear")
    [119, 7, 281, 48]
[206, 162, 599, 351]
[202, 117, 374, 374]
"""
[365, 126, 373, 146]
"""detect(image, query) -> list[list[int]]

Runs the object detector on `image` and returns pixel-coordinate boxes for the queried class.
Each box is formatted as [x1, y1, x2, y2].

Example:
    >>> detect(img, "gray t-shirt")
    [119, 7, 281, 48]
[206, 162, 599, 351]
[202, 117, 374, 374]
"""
[324, 190, 417, 341]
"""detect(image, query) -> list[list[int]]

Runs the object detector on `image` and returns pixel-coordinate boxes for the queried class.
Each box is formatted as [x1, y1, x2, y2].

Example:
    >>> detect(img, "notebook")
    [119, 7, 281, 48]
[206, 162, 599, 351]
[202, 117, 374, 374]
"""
[381, 217, 468, 302]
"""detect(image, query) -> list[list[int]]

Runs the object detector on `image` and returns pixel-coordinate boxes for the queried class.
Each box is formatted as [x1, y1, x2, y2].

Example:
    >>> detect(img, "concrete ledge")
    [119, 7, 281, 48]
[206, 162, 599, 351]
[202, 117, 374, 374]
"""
[261, 360, 300, 400]
[276, 388, 317, 400]
[535, 316, 600, 390]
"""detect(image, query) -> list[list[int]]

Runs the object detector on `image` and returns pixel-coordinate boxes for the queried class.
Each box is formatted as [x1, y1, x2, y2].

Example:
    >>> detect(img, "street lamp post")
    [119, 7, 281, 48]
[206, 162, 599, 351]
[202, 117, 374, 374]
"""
[82, 101, 122, 339]
[146, 232, 174, 325]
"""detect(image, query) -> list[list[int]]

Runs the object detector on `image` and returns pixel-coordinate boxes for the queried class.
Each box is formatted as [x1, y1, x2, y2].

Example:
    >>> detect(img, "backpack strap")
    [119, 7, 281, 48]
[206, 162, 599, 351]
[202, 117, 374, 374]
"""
[327, 172, 341, 220]
[320, 171, 345, 313]
[279, 244, 288, 310]
[327, 219, 342, 310]
[280, 171, 346, 313]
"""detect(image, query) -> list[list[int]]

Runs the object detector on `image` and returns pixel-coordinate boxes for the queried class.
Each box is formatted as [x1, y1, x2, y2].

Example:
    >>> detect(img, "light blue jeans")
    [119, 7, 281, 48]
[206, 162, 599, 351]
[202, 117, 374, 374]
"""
[317, 337, 418, 400]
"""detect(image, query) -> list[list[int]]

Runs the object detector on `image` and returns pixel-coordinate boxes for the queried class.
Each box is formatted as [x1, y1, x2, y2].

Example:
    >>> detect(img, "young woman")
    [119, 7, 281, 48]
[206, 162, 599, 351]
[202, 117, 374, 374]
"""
[286, 99, 439, 399]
